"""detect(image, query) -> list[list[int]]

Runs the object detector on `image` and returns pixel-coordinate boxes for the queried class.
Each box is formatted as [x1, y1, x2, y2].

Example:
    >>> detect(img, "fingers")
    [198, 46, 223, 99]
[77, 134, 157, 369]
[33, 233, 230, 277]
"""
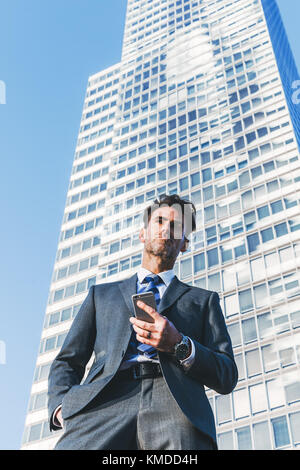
[136, 334, 153, 345]
[133, 323, 156, 339]
[56, 409, 64, 427]
[130, 316, 156, 331]
[136, 300, 159, 318]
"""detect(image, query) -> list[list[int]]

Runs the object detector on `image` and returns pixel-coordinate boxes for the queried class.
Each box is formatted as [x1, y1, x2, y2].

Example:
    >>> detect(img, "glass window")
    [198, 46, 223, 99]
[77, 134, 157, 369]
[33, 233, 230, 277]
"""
[228, 322, 241, 347]
[194, 253, 205, 272]
[279, 348, 295, 367]
[57, 333, 67, 348]
[216, 395, 231, 424]
[45, 337, 56, 352]
[271, 416, 290, 448]
[254, 183, 265, 201]
[49, 312, 60, 326]
[271, 200, 283, 214]
[53, 289, 64, 303]
[246, 349, 262, 377]
[233, 389, 250, 420]
[250, 257, 265, 283]
[262, 344, 278, 372]
[247, 233, 260, 253]
[275, 222, 288, 237]
[285, 379, 300, 403]
[234, 239, 246, 258]
[253, 421, 271, 450]
[267, 180, 279, 193]
[290, 411, 300, 444]
[218, 431, 234, 450]
[191, 189, 201, 204]
[207, 273, 220, 292]
[178, 159, 189, 176]
[179, 143, 187, 157]
[261, 227, 274, 243]
[79, 259, 89, 271]
[202, 168, 212, 182]
[180, 258, 191, 279]
[190, 172, 200, 187]
[250, 382, 267, 413]
[224, 294, 239, 317]
[257, 205, 270, 219]
[203, 186, 213, 202]
[236, 426, 252, 450]
[239, 289, 253, 313]
[179, 176, 188, 191]
[65, 285, 75, 297]
[120, 258, 130, 271]
[257, 312, 273, 339]
[284, 272, 300, 298]
[220, 243, 233, 263]
[207, 248, 218, 268]
[61, 308, 71, 322]
[168, 164, 177, 178]
[235, 353, 245, 381]
[76, 280, 86, 294]
[267, 379, 285, 409]
[242, 317, 257, 343]
[253, 283, 267, 308]
[204, 205, 215, 222]
[29, 423, 42, 442]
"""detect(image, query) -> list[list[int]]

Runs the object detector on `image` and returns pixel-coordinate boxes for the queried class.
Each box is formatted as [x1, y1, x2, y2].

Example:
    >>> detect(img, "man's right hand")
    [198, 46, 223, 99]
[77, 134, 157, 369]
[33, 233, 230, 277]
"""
[54, 406, 64, 428]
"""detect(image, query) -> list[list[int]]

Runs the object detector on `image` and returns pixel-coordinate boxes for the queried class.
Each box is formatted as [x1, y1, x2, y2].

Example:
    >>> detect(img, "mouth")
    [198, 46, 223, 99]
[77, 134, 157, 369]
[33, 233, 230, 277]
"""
[156, 237, 173, 243]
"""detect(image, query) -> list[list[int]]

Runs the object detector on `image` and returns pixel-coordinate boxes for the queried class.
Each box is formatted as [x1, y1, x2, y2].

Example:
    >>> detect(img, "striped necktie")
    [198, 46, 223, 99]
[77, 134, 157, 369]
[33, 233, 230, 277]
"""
[136, 274, 162, 357]
[140, 274, 162, 307]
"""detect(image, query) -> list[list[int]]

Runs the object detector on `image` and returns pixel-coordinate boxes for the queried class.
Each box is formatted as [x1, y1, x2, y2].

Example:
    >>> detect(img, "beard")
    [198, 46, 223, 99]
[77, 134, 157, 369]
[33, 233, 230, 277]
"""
[144, 238, 178, 263]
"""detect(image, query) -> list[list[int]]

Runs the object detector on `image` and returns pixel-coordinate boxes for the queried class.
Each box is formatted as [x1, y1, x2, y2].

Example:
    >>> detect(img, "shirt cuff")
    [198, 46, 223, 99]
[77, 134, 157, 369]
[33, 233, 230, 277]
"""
[179, 337, 195, 370]
[52, 405, 62, 428]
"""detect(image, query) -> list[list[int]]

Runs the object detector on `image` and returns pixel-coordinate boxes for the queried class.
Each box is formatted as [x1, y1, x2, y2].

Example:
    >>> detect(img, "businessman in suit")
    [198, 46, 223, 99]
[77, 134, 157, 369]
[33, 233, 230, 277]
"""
[48, 193, 238, 450]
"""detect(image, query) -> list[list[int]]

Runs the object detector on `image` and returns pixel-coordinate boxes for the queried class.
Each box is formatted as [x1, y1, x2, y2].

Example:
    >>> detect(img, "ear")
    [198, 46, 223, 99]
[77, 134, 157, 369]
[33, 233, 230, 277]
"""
[180, 237, 189, 253]
[139, 227, 146, 244]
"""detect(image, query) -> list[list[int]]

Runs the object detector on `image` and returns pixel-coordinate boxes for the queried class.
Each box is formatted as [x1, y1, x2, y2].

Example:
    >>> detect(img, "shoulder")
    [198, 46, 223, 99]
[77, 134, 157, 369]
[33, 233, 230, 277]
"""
[93, 274, 135, 294]
[177, 279, 218, 300]
[93, 279, 123, 293]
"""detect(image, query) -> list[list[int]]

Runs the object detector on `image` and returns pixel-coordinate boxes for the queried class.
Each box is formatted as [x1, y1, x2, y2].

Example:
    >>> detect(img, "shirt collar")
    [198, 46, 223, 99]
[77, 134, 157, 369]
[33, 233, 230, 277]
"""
[137, 266, 175, 287]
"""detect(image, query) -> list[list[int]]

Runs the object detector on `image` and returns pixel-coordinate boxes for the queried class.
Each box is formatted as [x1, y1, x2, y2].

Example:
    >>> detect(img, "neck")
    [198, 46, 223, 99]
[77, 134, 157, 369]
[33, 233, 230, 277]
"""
[141, 252, 175, 274]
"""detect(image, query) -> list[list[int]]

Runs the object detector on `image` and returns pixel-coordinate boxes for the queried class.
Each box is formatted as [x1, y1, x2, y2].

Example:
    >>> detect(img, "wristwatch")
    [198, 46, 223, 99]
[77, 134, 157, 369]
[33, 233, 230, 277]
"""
[174, 334, 190, 361]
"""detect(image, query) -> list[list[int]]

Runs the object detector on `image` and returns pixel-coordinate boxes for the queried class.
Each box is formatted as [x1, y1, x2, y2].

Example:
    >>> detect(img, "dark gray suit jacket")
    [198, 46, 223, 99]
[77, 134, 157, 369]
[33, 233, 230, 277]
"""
[48, 274, 238, 444]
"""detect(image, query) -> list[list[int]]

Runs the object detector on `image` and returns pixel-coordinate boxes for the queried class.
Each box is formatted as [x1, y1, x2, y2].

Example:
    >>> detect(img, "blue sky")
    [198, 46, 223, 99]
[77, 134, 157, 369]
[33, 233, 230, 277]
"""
[0, 0, 299, 450]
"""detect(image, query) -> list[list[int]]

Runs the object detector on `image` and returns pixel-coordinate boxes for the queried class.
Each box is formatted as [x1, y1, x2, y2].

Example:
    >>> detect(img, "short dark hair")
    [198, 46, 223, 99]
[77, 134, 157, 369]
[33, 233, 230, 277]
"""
[143, 194, 196, 240]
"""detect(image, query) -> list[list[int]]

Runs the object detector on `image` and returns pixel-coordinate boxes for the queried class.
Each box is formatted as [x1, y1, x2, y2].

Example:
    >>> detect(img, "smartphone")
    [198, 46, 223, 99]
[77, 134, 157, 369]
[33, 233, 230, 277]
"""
[132, 292, 157, 323]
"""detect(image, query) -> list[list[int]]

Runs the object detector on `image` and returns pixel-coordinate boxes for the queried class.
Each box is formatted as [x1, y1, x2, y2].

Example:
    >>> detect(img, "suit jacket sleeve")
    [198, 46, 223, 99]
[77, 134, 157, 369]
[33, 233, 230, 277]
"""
[184, 291, 238, 395]
[47, 285, 96, 430]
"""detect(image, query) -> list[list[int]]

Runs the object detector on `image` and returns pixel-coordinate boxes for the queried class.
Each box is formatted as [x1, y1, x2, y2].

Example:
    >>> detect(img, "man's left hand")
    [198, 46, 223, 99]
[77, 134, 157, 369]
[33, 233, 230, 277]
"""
[129, 300, 182, 353]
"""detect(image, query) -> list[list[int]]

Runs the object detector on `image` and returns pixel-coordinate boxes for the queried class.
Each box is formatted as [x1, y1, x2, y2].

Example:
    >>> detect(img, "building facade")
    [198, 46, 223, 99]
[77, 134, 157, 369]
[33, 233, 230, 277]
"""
[21, 0, 300, 450]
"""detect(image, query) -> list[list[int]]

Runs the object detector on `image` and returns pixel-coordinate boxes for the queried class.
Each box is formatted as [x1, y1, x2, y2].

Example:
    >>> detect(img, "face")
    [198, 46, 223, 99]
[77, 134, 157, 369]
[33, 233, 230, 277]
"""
[139, 205, 188, 264]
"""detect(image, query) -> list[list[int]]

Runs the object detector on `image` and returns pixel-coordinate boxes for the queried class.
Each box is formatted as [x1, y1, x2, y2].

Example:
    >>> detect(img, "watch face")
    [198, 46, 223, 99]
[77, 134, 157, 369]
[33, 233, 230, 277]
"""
[176, 343, 189, 361]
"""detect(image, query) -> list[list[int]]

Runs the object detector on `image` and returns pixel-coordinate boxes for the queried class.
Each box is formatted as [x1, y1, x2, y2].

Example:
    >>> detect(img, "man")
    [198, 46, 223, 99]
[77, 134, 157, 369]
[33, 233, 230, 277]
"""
[48, 194, 238, 450]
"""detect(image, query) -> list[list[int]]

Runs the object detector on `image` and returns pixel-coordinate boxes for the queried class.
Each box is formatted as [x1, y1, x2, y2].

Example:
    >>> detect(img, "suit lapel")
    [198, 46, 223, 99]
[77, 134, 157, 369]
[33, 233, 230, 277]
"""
[118, 272, 191, 317]
[118, 272, 137, 317]
[158, 275, 191, 314]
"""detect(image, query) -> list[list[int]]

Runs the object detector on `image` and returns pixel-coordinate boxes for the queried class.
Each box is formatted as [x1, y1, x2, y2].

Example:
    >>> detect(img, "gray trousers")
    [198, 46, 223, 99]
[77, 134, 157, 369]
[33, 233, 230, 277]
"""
[54, 372, 215, 450]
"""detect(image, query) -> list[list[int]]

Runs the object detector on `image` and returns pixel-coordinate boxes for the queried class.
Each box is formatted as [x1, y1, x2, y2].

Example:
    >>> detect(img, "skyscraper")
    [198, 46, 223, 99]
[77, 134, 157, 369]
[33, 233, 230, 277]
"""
[21, 0, 300, 450]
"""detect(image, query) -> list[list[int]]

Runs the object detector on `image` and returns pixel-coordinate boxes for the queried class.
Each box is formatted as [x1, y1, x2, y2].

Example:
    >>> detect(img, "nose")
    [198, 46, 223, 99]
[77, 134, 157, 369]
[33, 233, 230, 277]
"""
[161, 223, 171, 239]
